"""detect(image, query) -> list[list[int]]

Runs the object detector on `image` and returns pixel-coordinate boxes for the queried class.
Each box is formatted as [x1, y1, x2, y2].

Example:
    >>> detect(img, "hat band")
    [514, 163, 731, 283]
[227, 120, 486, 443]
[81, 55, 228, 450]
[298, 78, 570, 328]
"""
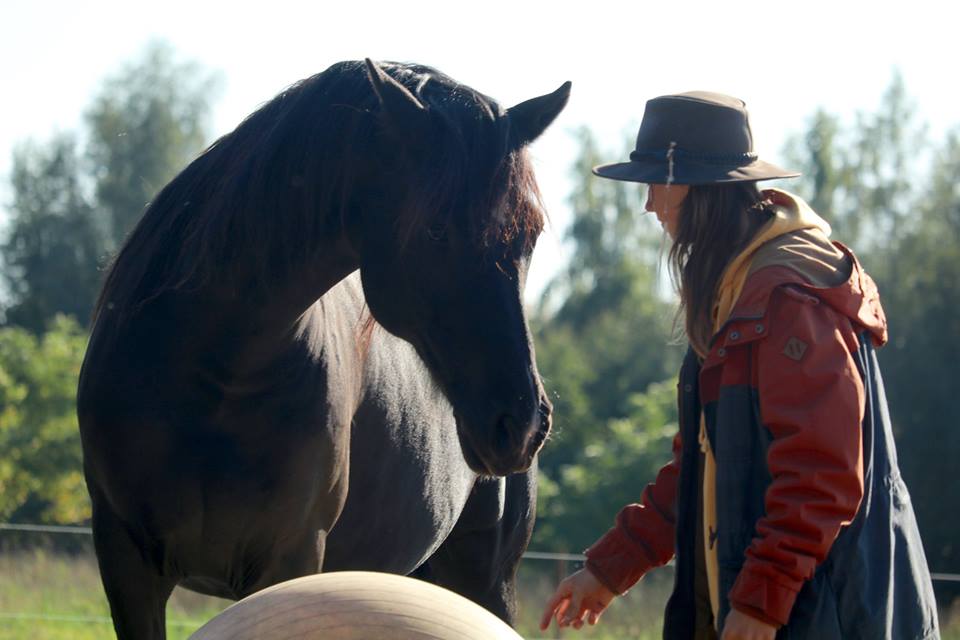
[629, 148, 759, 165]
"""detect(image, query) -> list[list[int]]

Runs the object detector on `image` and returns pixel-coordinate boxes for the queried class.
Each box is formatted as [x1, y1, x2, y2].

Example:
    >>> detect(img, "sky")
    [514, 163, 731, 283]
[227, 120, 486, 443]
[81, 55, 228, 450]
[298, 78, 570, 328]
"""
[2, 0, 957, 300]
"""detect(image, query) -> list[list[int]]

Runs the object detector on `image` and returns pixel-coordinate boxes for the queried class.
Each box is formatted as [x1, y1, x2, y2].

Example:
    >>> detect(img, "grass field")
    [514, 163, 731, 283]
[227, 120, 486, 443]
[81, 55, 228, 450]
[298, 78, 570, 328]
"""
[0, 548, 956, 639]
[0, 550, 227, 640]
[0, 547, 670, 639]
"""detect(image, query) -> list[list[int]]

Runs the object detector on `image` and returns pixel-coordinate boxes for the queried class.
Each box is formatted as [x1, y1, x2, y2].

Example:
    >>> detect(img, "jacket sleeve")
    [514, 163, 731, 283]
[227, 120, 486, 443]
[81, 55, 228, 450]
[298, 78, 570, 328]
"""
[583, 430, 681, 595]
[728, 287, 865, 627]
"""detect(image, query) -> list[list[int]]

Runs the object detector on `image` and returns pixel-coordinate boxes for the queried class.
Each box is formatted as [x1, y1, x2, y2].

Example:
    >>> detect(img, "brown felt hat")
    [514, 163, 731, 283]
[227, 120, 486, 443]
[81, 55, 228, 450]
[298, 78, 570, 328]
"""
[593, 91, 800, 185]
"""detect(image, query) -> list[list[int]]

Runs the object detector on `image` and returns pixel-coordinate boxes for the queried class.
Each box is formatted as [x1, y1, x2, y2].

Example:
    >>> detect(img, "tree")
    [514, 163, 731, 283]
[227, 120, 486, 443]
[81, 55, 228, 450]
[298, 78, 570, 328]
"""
[533, 79, 960, 573]
[1, 40, 220, 332]
[782, 109, 853, 237]
[535, 378, 678, 551]
[784, 74, 960, 591]
[0, 41, 224, 527]
[1, 134, 103, 332]
[532, 128, 683, 551]
[783, 71, 923, 255]
[0, 315, 89, 523]
[872, 129, 960, 581]
[86, 40, 221, 248]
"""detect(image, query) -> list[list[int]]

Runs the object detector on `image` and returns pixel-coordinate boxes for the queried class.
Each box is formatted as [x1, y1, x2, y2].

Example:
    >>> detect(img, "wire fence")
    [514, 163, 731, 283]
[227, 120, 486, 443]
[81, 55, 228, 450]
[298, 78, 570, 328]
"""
[2, 522, 958, 640]
[0, 522, 603, 638]
[3, 522, 958, 582]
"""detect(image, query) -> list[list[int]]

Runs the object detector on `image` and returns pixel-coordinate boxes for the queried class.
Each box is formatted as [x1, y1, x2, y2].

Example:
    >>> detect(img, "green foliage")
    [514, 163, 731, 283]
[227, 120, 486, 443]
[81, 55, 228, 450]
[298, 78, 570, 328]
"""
[533, 128, 683, 551]
[0, 316, 89, 523]
[2, 134, 103, 332]
[0, 41, 220, 531]
[782, 70, 923, 252]
[86, 40, 221, 249]
[534, 75, 960, 586]
[784, 72, 960, 578]
[1, 41, 219, 333]
[867, 129, 960, 576]
[536, 379, 678, 551]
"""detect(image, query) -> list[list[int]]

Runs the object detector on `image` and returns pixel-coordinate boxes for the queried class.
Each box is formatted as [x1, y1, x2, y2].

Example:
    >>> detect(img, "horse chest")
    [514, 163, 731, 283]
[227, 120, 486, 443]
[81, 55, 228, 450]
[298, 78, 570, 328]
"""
[322, 362, 478, 573]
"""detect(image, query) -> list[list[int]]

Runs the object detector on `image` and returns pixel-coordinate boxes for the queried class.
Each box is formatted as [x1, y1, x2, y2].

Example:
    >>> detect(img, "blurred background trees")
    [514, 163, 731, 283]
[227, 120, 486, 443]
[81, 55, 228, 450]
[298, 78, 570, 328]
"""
[529, 72, 960, 609]
[2, 134, 101, 332]
[779, 75, 960, 586]
[0, 41, 218, 523]
[0, 40, 219, 333]
[86, 42, 218, 250]
[0, 44, 957, 605]
[530, 127, 682, 550]
[0, 316, 88, 523]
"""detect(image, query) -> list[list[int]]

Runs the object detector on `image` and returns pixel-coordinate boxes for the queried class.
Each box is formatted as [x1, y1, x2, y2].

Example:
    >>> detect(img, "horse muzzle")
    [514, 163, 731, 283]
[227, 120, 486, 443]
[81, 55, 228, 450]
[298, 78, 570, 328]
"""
[479, 397, 552, 476]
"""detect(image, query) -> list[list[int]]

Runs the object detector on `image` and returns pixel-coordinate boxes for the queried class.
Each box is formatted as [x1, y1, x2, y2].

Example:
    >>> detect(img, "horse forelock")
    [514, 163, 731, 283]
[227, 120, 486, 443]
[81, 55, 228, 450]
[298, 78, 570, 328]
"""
[486, 149, 546, 255]
[385, 69, 544, 258]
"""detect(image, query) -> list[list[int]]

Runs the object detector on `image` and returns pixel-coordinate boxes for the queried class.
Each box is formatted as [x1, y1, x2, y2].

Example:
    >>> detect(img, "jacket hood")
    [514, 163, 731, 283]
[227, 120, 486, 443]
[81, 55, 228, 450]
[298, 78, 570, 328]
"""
[714, 189, 832, 331]
[716, 190, 887, 347]
[804, 244, 888, 346]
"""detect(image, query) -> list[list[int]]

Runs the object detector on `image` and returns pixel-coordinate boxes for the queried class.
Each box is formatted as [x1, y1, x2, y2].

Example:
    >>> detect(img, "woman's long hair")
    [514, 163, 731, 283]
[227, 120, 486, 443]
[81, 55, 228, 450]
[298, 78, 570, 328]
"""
[668, 182, 775, 355]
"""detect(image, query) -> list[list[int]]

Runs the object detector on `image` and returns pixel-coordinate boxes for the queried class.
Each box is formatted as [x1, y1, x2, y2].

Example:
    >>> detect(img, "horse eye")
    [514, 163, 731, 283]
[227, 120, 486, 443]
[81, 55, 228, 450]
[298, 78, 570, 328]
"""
[426, 223, 448, 242]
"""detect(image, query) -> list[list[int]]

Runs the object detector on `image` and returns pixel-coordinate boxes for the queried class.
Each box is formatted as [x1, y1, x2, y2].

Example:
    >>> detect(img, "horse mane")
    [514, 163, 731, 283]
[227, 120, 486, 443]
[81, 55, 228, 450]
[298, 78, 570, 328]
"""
[92, 60, 545, 325]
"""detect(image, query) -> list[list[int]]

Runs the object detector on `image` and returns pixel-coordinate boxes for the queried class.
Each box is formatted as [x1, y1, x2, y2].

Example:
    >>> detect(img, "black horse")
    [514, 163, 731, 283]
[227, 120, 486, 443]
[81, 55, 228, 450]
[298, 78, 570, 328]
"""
[77, 59, 569, 639]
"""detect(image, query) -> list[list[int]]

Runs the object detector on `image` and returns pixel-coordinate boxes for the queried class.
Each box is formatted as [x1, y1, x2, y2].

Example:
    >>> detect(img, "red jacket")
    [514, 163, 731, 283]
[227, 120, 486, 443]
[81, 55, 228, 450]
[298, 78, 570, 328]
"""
[584, 240, 890, 628]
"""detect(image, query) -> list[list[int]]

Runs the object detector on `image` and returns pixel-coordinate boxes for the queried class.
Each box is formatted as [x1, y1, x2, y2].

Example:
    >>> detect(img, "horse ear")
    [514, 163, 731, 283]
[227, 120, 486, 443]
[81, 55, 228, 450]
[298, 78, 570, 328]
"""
[364, 58, 429, 130]
[506, 81, 572, 149]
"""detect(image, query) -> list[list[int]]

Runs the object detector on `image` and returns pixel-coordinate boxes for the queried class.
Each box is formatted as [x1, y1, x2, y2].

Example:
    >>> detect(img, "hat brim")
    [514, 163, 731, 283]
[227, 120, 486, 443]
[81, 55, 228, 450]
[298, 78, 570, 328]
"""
[592, 158, 801, 185]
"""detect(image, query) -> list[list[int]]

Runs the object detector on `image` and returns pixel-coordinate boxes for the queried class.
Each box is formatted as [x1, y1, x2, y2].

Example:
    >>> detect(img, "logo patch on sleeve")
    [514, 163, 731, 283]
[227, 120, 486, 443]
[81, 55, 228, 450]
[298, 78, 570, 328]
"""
[783, 337, 809, 361]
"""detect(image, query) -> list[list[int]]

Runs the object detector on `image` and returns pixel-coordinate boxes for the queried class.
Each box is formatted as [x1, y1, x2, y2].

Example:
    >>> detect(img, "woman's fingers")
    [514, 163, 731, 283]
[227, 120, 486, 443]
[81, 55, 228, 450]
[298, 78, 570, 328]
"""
[539, 595, 558, 625]
[565, 596, 609, 629]
[555, 596, 572, 623]
[540, 582, 576, 631]
[566, 599, 588, 628]
[539, 581, 569, 628]
[541, 570, 616, 631]
[559, 595, 585, 627]
[586, 598, 608, 625]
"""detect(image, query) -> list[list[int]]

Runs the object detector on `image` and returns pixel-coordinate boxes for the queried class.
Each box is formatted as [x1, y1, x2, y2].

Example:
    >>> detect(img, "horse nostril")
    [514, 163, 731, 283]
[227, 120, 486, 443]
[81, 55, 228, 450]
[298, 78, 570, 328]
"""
[539, 399, 553, 421]
[496, 406, 548, 454]
[495, 413, 520, 453]
[528, 401, 552, 449]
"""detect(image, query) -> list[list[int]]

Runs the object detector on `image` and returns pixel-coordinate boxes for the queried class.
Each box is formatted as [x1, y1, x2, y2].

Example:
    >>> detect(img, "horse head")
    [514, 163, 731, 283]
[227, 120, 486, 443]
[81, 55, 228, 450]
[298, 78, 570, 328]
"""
[349, 60, 569, 477]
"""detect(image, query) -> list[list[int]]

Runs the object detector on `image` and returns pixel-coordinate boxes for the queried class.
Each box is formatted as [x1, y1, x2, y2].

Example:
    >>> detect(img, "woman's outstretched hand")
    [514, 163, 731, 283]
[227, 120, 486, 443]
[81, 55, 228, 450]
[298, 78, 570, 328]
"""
[539, 568, 617, 631]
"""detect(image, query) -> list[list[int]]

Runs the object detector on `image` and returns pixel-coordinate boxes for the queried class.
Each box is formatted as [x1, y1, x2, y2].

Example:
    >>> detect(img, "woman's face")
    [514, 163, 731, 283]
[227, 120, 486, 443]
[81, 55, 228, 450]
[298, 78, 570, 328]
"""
[645, 183, 689, 239]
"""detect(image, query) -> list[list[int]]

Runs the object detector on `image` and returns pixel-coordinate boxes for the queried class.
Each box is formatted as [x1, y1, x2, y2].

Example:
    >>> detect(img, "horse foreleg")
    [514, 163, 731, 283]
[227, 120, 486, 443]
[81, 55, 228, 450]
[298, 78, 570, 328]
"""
[418, 460, 538, 625]
[90, 492, 177, 640]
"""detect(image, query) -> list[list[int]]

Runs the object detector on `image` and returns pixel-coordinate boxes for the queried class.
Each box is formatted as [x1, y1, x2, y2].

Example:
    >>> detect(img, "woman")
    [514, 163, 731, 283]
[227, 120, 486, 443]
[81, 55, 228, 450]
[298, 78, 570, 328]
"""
[540, 92, 940, 640]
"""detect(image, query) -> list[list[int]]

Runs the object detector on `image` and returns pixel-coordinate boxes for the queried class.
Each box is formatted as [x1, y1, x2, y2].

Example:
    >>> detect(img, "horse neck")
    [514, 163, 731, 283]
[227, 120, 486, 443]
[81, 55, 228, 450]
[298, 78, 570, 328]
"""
[210, 240, 361, 375]
[200, 278, 368, 423]
[101, 214, 360, 394]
